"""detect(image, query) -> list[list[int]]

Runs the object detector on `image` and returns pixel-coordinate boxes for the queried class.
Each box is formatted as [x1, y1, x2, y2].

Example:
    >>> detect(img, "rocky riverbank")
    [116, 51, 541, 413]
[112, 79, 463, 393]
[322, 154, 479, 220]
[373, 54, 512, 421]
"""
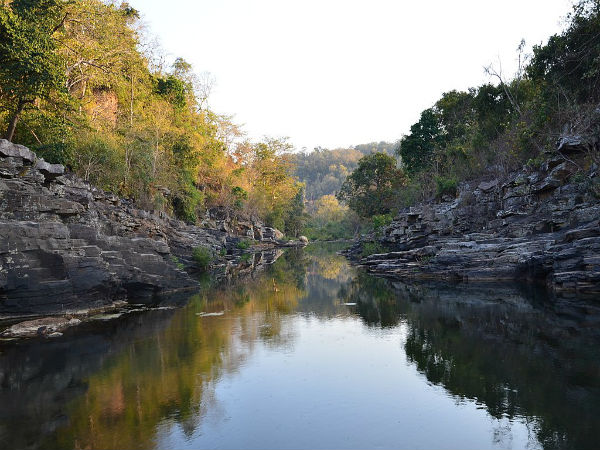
[346, 137, 600, 295]
[0, 140, 304, 324]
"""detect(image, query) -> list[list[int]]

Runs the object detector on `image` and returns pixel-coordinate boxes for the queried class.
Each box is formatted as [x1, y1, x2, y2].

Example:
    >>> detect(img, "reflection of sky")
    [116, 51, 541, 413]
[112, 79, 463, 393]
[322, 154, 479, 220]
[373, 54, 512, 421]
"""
[157, 280, 540, 450]
[4, 248, 598, 449]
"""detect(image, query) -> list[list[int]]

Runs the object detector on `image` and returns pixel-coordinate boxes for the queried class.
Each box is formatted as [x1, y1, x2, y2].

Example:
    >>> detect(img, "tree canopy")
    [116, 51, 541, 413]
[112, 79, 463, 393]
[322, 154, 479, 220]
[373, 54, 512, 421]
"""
[0, 0, 303, 232]
[336, 152, 405, 217]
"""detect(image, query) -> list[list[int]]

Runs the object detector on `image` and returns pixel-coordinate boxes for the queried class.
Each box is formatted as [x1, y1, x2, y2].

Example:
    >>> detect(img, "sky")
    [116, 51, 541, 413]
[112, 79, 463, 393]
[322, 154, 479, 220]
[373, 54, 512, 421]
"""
[128, 0, 573, 151]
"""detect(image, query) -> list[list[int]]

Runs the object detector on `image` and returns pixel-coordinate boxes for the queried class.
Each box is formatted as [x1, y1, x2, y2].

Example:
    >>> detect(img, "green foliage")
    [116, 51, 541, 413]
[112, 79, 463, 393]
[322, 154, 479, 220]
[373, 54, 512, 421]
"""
[397, 108, 445, 176]
[372, 214, 393, 231]
[0, 0, 66, 140]
[374, 0, 600, 213]
[170, 255, 185, 270]
[303, 193, 361, 241]
[154, 75, 187, 108]
[173, 182, 204, 224]
[337, 153, 405, 217]
[303, 219, 357, 241]
[0, 0, 305, 231]
[284, 187, 308, 238]
[528, 0, 600, 103]
[360, 242, 387, 258]
[434, 176, 458, 198]
[231, 186, 248, 208]
[236, 240, 251, 250]
[192, 246, 213, 271]
[291, 142, 397, 201]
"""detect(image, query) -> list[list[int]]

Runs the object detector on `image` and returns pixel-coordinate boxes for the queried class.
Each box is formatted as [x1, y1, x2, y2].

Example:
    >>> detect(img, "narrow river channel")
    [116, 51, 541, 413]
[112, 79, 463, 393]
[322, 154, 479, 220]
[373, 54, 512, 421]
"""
[1, 244, 599, 449]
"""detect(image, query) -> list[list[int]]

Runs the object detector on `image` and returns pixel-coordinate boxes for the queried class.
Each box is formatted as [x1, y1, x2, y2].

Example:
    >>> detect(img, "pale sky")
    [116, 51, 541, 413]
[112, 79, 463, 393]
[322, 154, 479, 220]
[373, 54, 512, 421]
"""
[129, 0, 573, 151]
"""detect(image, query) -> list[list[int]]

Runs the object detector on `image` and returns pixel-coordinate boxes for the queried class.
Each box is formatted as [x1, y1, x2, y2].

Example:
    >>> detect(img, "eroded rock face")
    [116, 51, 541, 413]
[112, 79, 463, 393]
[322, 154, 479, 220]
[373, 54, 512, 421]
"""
[0, 140, 285, 315]
[350, 149, 600, 294]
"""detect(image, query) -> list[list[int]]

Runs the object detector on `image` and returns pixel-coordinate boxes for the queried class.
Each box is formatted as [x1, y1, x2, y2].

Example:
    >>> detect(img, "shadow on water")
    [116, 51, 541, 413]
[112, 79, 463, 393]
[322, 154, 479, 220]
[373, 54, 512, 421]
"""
[0, 242, 599, 449]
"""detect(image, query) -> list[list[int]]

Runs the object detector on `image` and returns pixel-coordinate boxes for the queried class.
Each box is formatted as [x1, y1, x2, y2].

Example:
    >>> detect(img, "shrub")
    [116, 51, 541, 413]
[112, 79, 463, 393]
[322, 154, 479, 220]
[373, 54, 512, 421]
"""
[435, 176, 458, 198]
[372, 214, 393, 231]
[361, 242, 387, 258]
[236, 240, 251, 250]
[192, 246, 213, 270]
[170, 255, 185, 270]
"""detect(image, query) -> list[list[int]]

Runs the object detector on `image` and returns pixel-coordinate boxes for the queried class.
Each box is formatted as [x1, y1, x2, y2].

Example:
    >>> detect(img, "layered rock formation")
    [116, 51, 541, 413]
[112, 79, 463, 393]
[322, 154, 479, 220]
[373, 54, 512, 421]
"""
[349, 140, 600, 294]
[0, 140, 291, 316]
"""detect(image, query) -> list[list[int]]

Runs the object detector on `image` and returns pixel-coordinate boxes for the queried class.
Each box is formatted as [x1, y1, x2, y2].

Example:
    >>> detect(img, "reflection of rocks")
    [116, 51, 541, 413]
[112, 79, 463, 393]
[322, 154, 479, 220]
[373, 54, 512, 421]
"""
[0, 246, 304, 449]
[0, 307, 178, 450]
[347, 143, 600, 294]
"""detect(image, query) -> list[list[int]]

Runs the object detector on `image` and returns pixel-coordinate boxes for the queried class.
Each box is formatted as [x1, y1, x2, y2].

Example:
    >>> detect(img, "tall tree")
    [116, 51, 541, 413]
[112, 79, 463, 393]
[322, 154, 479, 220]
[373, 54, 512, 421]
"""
[397, 108, 445, 176]
[0, 0, 65, 141]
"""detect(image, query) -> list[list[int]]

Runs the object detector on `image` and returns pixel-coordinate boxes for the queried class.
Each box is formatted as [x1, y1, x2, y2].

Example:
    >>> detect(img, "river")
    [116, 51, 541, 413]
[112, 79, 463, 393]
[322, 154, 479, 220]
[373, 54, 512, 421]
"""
[1, 244, 599, 449]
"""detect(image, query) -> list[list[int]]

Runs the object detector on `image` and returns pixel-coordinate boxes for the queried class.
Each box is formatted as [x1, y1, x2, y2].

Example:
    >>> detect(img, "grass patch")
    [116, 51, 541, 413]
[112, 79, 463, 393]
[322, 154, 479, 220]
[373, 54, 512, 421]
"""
[236, 240, 252, 250]
[170, 255, 185, 270]
[361, 242, 387, 258]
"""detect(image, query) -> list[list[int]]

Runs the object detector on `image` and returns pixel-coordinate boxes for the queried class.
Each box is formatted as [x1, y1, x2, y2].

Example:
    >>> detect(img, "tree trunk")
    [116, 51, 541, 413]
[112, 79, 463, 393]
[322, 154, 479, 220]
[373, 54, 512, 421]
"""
[4, 99, 26, 142]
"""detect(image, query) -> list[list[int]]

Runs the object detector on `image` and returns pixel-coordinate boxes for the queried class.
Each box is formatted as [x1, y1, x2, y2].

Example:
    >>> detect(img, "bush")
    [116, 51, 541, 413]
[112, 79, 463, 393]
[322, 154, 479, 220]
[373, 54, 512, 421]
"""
[192, 246, 213, 270]
[236, 240, 251, 250]
[361, 242, 387, 258]
[372, 214, 393, 231]
[435, 176, 458, 198]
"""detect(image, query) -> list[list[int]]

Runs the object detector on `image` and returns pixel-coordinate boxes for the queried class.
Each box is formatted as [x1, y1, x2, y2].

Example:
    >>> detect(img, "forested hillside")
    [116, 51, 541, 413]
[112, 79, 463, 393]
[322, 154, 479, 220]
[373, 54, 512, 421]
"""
[291, 142, 396, 201]
[0, 0, 302, 234]
[337, 0, 600, 224]
[290, 142, 396, 241]
[3, 0, 600, 243]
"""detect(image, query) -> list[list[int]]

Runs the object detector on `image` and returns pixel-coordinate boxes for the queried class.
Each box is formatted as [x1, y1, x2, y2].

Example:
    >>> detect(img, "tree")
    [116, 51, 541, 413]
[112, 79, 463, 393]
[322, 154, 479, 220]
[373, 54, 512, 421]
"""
[313, 194, 347, 224]
[528, 0, 600, 103]
[337, 152, 405, 217]
[0, 0, 66, 141]
[397, 108, 445, 176]
[284, 187, 308, 238]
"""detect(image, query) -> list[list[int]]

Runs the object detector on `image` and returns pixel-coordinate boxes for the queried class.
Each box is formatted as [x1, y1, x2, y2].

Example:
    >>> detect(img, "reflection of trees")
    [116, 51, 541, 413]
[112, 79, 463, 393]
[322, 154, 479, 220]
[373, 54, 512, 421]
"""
[7, 245, 599, 450]
[338, 273, 402, 327]
[344, 274, 600, 450]
[0, 249, 312, 450]
[1, 245, 358, 450]
[294, 243, 356, 317]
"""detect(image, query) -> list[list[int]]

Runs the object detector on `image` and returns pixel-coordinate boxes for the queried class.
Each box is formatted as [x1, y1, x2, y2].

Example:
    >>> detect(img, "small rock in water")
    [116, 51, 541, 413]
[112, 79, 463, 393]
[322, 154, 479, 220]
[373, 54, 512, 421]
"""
[89, 313, 123, 321]
[0, 317, 81, 338]
[196, 311, 225, 317]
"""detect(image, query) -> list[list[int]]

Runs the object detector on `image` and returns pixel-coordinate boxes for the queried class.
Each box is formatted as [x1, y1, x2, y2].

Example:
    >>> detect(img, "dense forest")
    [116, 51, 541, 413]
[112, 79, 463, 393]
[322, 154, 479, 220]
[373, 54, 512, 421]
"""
[2, 0, 600, 242]
[291, 142, 396, 201]
[0, 0, 303, 235]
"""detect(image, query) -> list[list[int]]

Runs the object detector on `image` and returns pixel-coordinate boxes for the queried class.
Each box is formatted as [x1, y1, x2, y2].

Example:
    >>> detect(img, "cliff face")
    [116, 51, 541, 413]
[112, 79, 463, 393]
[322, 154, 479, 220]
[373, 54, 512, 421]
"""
[350, 139, 600, 294]
[0, 140, 286, 316]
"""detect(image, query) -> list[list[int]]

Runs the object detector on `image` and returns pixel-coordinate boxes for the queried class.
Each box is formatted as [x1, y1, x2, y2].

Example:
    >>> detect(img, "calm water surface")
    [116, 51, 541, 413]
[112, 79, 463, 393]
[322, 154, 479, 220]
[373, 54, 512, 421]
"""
[1, 244, 600, 449]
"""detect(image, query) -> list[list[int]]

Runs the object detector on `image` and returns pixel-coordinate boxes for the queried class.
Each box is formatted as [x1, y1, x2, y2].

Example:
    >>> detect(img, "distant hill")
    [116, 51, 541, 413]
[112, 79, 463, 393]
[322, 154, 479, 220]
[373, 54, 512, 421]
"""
[291, 141, 398, 201]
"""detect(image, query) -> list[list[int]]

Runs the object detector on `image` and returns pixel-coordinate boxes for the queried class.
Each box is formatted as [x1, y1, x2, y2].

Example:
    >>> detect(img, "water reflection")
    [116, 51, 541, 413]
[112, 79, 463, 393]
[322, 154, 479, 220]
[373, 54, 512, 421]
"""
[340, 276, 600, 450]
[0, 243, 599, 449]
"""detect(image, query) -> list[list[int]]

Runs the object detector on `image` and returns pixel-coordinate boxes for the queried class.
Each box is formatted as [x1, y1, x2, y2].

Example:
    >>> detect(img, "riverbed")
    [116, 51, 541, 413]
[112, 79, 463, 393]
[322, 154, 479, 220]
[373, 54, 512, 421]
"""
[1, 244, 599, 449]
